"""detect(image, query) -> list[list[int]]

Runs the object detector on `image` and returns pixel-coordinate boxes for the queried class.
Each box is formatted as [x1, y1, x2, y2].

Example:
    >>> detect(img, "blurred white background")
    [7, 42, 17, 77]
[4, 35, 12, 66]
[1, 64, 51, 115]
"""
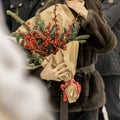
[0, 2, 54, 120]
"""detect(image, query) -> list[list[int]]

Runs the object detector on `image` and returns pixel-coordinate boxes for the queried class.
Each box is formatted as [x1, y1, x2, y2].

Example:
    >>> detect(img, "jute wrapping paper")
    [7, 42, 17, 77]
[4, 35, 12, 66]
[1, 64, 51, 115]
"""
[17, 4, 80, 103]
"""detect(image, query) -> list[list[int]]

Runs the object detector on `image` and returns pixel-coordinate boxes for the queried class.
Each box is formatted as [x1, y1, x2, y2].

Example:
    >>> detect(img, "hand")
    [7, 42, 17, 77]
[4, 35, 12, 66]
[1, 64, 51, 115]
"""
[65, 0, 88, 19]
[40, 57, 70, 82]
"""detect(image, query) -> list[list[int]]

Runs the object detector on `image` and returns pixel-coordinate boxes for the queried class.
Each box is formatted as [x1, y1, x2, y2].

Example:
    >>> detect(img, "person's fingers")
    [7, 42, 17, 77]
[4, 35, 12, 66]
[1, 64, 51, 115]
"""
[66, 1, 84, 8]
[53, 78, 62, 82]
[57, 71, 69, 78]
[54, 62, 67, 71]
[55, 67, 69, 75]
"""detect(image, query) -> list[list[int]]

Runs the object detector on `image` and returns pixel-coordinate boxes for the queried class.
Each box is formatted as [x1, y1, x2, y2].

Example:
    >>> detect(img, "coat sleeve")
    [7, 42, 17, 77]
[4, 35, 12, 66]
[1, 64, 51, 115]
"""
[29, 67, 44, 80]
[81, 9, 117, 54]
[103, 0, 120, 28]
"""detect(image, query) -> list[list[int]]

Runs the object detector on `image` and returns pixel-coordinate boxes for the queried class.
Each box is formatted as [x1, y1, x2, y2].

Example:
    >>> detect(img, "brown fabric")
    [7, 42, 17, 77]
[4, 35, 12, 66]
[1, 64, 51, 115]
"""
[60, 92, 68, 120]
[81, 10, 117, 54]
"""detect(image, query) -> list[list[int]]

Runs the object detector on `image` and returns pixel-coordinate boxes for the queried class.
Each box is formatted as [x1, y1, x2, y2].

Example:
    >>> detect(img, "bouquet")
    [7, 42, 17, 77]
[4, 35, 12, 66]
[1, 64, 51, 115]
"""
[7, 4, 89, 103]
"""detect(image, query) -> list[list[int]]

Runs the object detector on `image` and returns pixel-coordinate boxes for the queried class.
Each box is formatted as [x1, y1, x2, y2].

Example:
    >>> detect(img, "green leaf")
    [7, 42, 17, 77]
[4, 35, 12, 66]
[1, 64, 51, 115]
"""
[7, 10, 29, 31]
[72, 21, 81, 38]
[37, 21, 45, 32]
[16, 34, 21, 43]
[75, 34, 90, 40]
[50, 25, 56, 37]
[78, 40, 86, 44]
[69, 25, 75, 39]
[35, 12, 40, 24]
[11, 32, 17, 37]
[64, 27, 67, 33]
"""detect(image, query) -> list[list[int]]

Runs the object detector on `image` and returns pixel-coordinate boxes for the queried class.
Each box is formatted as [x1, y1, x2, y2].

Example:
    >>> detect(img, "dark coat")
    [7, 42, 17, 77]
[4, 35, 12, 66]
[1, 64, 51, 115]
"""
[1, 0, 48, 32]
[96, 0, 120, 76]
[31, 8, 117, 112]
